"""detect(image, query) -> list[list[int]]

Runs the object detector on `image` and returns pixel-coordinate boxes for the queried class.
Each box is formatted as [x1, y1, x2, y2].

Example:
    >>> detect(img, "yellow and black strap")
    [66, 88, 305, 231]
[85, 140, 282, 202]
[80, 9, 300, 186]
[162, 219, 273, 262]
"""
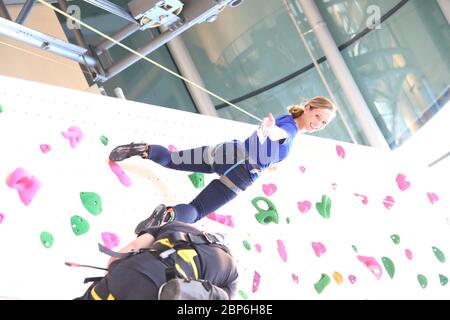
[153, 238, 200, 280]
[89, 283, 115, 300]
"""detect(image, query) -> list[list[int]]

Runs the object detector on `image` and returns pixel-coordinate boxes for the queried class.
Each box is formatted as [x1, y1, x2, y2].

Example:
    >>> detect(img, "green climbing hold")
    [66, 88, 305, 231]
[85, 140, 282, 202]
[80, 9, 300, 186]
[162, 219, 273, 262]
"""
[315, 195, 331, 219]
[352, 245, 358, 253]
[0, 104, 3, 113]
[432, 246, 446, 263]
[238, 290, 249, 300]
[390, 234, 400, 245]
[286, 217, 290, 224]
[80, 192, 102, 215]
[439, 274, 448, 286]
[100, 135, 109, 146]
[382, 257, 395, 279]
[188, 172, 204, 189]
[71, 215, 90, 236]
[314, 273, 331, 294]
[252, 196, 277, 212]
[243, 240, 251, 251]
[417, 274, 428, 289]
[255, 210, 278, 224]
[252, 196, 279, 225]
[40, 231, 54, 248]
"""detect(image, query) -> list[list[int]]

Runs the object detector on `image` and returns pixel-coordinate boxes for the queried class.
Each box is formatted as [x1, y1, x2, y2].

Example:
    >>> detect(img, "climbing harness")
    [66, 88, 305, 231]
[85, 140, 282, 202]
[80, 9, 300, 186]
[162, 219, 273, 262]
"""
[205, 142, 262, 195]
[81, 231, 230, 300]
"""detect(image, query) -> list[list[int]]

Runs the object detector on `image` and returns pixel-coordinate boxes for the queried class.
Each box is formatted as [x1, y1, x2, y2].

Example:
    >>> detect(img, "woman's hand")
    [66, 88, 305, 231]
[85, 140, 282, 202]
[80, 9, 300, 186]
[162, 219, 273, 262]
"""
[258, 113, 287, 141]
[260, 112, 275, 129]
[257, 113, 276, 143]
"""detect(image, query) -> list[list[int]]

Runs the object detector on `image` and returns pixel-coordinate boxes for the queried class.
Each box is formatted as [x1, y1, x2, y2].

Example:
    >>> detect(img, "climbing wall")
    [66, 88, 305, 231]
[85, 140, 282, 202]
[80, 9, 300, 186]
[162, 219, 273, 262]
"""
[0, 75, 448, 300]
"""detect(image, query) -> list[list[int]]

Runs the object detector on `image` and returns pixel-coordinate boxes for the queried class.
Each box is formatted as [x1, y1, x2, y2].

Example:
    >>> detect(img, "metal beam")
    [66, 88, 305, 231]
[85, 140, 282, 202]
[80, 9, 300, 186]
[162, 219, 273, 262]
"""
[57, 0, 104, 80]
[5, 0, 55, 3]
[164, 28, 218, 117]
[437, 0, 450, 24]
[299, 0, 389, 149]
[57, 0, 90, 49]
[0, 16, 97, 66]
[15, 0, 35, 24]
[95, 22, 139, 53]
[104, 0, 222, 80]
[114, 87, 126, 99]
[0, 0, 11, 20]
[82, 0, 136, 23]
[428, 151, 450, 167]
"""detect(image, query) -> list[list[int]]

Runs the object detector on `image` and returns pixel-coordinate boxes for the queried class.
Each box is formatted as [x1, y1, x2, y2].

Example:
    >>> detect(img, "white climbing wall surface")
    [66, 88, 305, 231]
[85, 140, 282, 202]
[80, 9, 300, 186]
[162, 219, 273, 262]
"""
[0, 75, 448, 300]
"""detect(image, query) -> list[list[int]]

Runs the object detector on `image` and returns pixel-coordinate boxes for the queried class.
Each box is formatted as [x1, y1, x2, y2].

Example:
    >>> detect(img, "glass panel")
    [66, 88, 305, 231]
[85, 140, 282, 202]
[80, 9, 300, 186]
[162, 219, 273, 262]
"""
[217, 63, 361, 144]
[316, 0, 400, 44]
[104, 31, 196, 112]
[337, 0, 450, 148]
[182, 0, 361, 144]
[181, 1, 315, 102]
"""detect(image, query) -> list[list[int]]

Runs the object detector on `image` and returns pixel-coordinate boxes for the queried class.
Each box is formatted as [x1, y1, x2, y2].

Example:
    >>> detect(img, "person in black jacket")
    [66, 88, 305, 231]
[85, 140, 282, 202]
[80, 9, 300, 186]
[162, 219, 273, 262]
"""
[76, 221, 238, 300]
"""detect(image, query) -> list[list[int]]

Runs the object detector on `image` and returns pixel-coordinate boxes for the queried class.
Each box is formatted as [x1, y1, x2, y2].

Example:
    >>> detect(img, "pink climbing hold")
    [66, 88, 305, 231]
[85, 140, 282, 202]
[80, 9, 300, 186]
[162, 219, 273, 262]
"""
[354, 193, 368, 205]
[405, 249, 413, 260]
[311, 242, 327, 257]
[61, 126, 83, 148]
[348, 275, 357, 284]
[395, 173, 411, 191]
[357, 255, 382, 280]
[299, 166, 306, 173]
[336, 145, 346, 159]
[383, 196, 395, 209]
[6, 168, 42, 206]
[101, 232, 120, 250]
[277, 239, 288, 262]
[109, 160, 131, 187]
[254, 244, 262, 253]
[262, 183, 277, 196]
[168, 144, 178, 152]
[297, 201, 311, 214]
[252, 271, 261, 293]
[207, 212, 235, 227]
[427, 192, 439, 205]
[39, 144, 51, 153]
[292, 273, 299, 284]
[0, 212, 4, 224]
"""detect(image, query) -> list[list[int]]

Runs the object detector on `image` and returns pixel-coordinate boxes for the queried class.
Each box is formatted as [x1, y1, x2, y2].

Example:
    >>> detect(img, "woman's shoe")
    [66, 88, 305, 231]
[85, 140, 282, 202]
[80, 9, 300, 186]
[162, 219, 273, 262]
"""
[109, 143, 149, 161]
[135, 204, 175, 234]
